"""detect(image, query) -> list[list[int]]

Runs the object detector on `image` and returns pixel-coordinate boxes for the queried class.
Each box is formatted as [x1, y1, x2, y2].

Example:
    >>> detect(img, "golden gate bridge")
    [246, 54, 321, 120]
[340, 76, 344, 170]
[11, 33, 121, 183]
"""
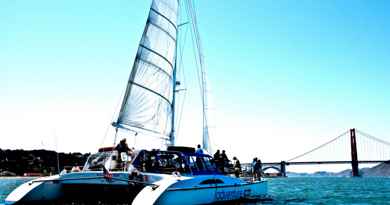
[246, 128, 390, 177]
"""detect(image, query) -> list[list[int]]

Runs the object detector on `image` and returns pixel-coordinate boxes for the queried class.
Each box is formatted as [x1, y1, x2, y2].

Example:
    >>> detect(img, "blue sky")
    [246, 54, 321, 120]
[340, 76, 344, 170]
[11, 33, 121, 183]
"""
[1, 0, 390, 172]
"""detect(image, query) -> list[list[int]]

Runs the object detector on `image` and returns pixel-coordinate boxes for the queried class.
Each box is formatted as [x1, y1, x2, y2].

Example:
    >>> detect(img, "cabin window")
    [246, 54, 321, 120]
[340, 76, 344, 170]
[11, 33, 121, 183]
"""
[200, 179, 224, 185]
[133, 150, 188, 174]
[188, 156, 200, 171]
[83, 151, 112, 171]
[202, 156, 216, 171]
[187, 155, 218, 173]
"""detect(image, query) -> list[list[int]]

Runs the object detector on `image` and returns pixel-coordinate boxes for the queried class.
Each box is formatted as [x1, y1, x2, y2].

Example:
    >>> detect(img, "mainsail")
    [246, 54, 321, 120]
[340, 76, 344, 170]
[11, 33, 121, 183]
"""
[114, 0, 179, 141]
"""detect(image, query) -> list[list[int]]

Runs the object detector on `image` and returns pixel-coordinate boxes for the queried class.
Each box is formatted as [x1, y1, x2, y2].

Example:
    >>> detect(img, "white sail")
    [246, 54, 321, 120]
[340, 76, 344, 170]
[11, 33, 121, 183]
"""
[115, 0, 179, 139]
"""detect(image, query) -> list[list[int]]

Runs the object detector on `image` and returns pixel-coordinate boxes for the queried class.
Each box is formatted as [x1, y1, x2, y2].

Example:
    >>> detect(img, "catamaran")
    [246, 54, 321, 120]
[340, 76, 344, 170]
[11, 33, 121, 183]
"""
[5, 0, 267, 204]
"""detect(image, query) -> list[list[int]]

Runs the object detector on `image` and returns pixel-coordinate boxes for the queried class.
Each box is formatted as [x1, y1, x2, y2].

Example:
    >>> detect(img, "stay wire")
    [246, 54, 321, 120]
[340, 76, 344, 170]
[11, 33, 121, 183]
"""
[287, 130, 349, 162]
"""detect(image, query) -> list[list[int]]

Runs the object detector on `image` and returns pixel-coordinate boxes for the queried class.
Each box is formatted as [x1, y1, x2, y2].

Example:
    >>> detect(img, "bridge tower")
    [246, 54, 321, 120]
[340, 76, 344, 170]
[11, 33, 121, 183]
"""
[350, 128, 359, 177]
[280, 161, 287, 177]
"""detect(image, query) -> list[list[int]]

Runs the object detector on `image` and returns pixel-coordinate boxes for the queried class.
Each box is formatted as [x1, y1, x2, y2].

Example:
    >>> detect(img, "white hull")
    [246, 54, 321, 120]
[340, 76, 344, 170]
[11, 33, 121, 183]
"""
[4, 175, 62, 204]
[5, 171, 144, 204]
[6, 171, 267, 205]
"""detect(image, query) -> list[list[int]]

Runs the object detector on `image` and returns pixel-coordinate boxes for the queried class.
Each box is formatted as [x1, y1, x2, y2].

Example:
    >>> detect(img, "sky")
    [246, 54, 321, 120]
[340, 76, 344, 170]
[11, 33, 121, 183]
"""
[1, 0, 390, 173]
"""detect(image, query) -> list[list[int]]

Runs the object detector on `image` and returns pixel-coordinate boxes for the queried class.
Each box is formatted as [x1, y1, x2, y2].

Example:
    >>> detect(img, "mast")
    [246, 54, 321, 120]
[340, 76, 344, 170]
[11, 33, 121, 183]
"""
[170, 14, 179, 146]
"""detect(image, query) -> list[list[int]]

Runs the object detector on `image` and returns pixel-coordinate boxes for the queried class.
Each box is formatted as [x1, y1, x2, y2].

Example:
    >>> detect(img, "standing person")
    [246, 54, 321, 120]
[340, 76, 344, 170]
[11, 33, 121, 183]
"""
[115, 138, 132, 163]
[195, 144, 204, 171]
[213, 150, 222, 172]
[221, 150, 229, 166]
[213, 150, 220, 161]
[232, 157, 241, 178]
[251, 157, 258, 180]
[254, 159, 262, 181]
[195, 144, 203, 155]
[115, 138, 131, 154]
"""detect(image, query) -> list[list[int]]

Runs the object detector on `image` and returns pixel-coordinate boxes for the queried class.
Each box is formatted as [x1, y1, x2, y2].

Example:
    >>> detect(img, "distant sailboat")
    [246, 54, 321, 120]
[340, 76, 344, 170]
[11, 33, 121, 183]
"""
[5, 0, 267, 204]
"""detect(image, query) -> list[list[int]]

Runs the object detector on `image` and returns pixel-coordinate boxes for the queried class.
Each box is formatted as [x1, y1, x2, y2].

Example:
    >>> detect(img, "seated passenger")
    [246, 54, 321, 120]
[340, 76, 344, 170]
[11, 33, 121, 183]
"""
[71, 166, 81, 172]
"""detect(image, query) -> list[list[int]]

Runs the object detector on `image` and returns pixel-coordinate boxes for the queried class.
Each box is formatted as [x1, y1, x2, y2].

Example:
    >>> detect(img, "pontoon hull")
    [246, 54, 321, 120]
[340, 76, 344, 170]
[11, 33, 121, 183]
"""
[4, 175, 62, 205]
[156, 175, 268, 205]
[4, 172, 145, 204]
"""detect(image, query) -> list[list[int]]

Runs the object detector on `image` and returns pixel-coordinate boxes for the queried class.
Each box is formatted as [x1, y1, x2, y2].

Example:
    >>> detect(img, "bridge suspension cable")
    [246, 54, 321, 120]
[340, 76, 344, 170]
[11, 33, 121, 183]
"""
[287, 130, 349, 162]
[356, 129, 390, 147]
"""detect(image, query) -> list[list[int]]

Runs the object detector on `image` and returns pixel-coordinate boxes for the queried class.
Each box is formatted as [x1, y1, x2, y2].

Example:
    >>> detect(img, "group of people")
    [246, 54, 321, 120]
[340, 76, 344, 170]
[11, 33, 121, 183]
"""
[197, 145, 245, 178]
[212, 149, 242, 177]
[213, 149, 230, 173]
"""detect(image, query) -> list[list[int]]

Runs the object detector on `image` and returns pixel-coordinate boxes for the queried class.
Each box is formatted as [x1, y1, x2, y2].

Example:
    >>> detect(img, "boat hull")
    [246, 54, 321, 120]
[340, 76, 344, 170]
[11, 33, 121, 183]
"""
[4, 175, 62, 205]
[5, 171, 145, 204]
[156, 175, 268, 205]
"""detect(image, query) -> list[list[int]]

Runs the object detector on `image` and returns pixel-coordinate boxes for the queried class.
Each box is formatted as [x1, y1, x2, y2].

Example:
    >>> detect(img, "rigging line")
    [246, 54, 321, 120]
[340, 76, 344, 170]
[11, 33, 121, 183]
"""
[188, 1, 204, 89]
[356, 129, 390, 147]
[98, 88, 126, 148]
[191, 0, 210, 138]
[193, 1, 211, 143]
[184, 1, 201, 81]
[185, 1, 206, 137]
[185, 0, 211, 145]
[186, 0, 207, 120]
[189, 0, 207, 102]
[287, 130, 349, 162]
[184, 0, 202, 94]
[188, 0, 203, 66]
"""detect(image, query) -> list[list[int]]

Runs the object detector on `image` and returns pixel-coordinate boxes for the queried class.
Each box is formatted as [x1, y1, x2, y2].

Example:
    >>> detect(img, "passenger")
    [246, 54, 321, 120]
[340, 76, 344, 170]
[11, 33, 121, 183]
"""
[254, 159, 262, 181]
[115, 139, 131, 155]
[60, 168, 69, 175]
[152, 156, 160, 172]
[213, 150, 220, 163]
[252, 157, 258, 179]
[221, 150, 229, 173]
[213, 150, 223, 173]
[195, 144, 204, 154]
[196, 156, 204, 171]
[232, 157, 241, 178]
[115, 139, 132, 170]
[144, 154, 153, 172]
[71, 166, 81, 172]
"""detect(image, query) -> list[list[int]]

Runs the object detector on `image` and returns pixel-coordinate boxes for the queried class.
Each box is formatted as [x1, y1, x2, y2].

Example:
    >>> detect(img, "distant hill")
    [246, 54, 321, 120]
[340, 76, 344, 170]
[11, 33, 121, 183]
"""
[361, 162, 390, 176]
[334, 162, 390, 177]
[0, 149, 90, 176]
[287, 162, 390, 177]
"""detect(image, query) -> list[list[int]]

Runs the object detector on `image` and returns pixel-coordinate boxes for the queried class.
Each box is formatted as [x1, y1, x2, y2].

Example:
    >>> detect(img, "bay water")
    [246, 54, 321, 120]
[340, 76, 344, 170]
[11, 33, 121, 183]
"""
[1, 177, 390, 204]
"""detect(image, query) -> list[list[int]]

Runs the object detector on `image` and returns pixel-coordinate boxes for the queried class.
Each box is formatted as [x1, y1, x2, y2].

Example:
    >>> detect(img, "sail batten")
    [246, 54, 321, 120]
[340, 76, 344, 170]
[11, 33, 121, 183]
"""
[150, 8, 177, 30]
[116, 0, 179, 138]
[129, 80, 172, 105]
[139, 44, 174, 69]
[147, 21, 176, 41]
[136, 57, 172, 80]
